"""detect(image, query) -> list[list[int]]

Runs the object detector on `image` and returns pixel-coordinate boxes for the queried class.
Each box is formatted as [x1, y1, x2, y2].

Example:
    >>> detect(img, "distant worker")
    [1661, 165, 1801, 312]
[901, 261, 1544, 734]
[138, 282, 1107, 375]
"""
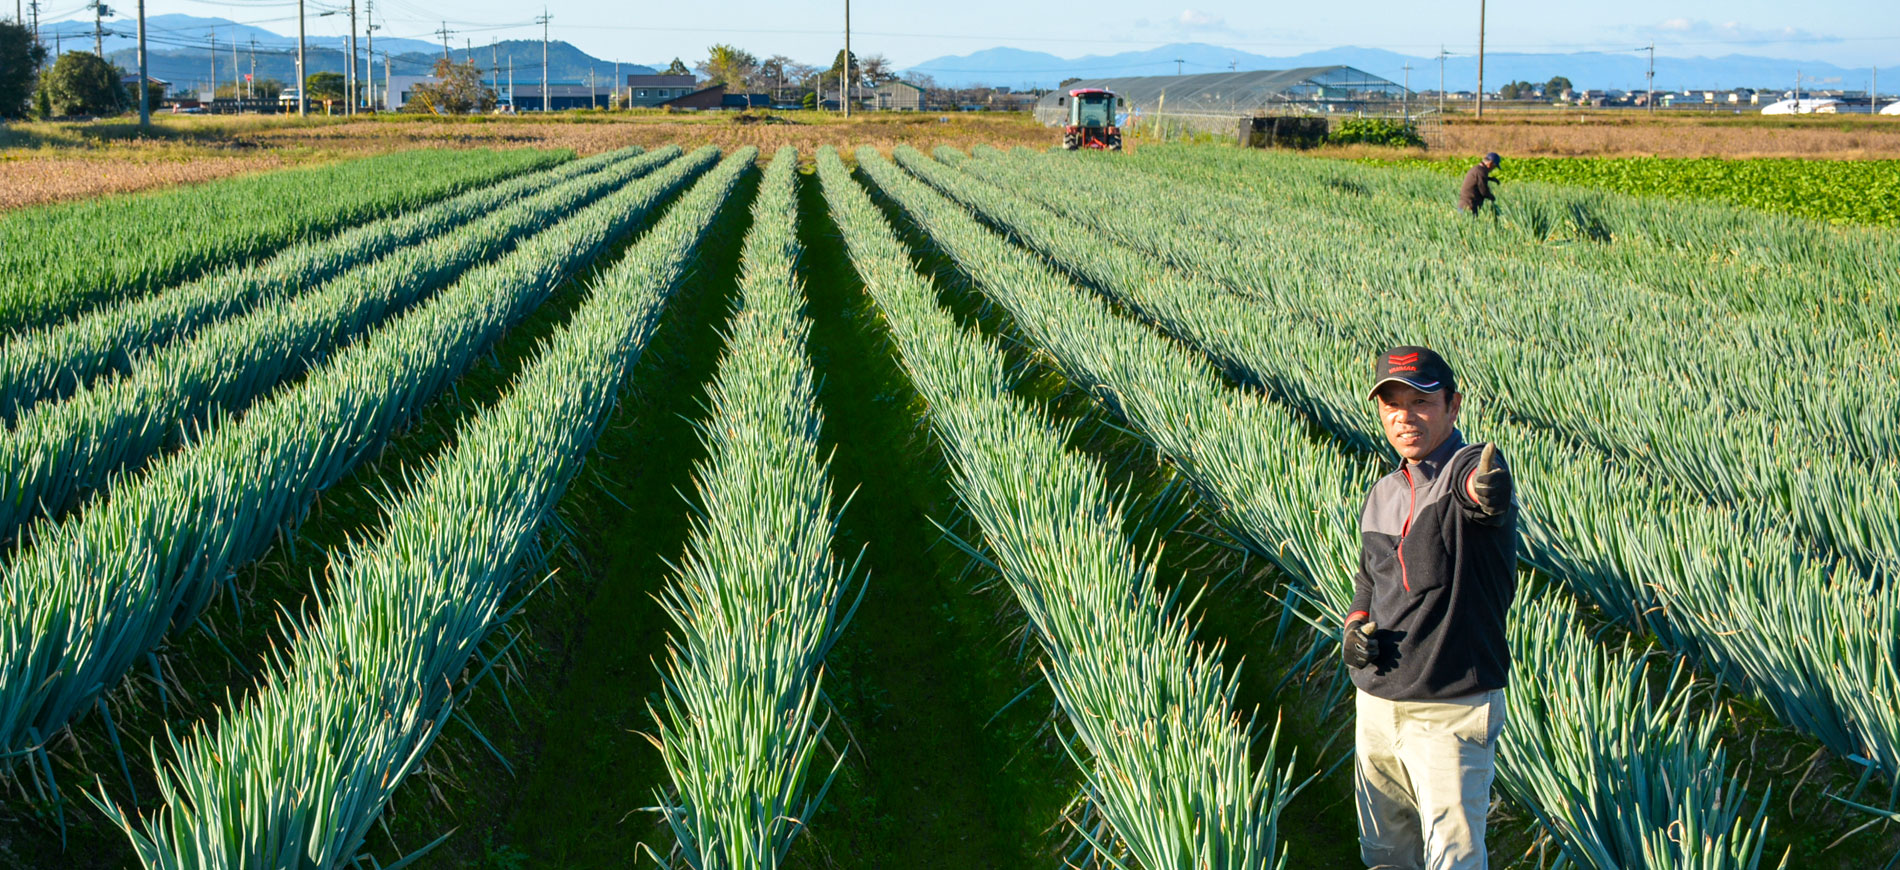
[1343, 346, 1518, 870]
[1458, 152, 1501, 216]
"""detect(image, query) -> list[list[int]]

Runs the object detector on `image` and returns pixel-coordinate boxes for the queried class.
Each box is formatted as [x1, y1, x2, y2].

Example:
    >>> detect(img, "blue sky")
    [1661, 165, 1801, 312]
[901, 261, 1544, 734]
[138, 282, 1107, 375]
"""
[44, 0, 1900, 68]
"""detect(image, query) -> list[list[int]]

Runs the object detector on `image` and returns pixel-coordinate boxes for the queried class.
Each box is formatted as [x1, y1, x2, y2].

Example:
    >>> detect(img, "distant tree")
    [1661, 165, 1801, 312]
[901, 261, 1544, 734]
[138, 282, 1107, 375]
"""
[903, 71, 936, 90]
[1544, 76, 1573, 98]
[858, 53, 894, 86]
[663, 57, 691, 76]
[825, 49, 859, 83]
[1498, 80, 1537, 100]
[1058, 76, 1082, 88]
[0, 21, 47, 119]
[35, 82, 52, 119]
[759, 54, 792, 92]
[41, 52, 126, 117]
[251, 78, 284, 100]
[305, 71, 346, 105]
[785, 61, 819, 93]
[696, 44, 757, 90]
[406, 58, 496, 114]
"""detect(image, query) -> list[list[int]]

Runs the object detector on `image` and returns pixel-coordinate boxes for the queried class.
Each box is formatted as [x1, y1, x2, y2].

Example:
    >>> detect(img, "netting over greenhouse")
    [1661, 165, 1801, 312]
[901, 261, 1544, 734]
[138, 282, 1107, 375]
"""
[1034, 66, 1416, 132]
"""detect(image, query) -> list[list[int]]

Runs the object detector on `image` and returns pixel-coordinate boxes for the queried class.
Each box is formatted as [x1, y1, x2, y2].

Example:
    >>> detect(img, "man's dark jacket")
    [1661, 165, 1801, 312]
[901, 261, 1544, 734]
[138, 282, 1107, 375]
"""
[1349, 429, 1517, 701]
[1459, 163, 1496, 212]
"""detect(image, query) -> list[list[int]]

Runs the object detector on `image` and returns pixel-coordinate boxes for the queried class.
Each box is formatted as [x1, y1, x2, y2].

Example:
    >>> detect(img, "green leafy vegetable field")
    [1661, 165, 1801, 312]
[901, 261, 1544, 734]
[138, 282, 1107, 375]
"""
[1362, 155, 1900, 226]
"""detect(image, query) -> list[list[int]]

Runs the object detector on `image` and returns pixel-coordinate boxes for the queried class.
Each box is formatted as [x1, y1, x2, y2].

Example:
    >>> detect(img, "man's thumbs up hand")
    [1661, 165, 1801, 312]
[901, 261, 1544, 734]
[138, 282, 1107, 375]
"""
[1344, 616, 1380, 670]
[1468, 443, 1514, 516]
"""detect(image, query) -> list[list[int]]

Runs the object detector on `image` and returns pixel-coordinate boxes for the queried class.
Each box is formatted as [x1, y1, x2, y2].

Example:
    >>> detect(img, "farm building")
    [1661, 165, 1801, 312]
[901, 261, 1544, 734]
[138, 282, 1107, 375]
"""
[1034, 66, 1412, 134]
[819, 81, 927, 111]
[513, 83, 618, 111]
[659, 84, 772, 110]
[625, 74, 699, 107]
[1760, 97, 1841, 114]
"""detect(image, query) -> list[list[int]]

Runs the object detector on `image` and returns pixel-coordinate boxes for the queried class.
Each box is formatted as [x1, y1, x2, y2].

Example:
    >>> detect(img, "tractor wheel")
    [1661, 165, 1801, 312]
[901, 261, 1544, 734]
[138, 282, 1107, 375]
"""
[1108, 135, 1122, 151]
[1062, 133, 1079, 150]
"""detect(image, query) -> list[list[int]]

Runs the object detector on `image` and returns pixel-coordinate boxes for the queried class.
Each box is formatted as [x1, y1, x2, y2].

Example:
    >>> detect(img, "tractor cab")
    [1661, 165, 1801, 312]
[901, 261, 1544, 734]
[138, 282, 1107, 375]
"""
[1061, 88, 1122, 151]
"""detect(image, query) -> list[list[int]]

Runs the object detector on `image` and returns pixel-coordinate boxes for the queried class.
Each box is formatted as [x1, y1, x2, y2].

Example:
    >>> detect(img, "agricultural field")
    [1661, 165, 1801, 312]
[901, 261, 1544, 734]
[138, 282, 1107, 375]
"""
[1358, 153, 1900, 226]
[0, 131, 1897, 870]
[0, 111, 1048, 210]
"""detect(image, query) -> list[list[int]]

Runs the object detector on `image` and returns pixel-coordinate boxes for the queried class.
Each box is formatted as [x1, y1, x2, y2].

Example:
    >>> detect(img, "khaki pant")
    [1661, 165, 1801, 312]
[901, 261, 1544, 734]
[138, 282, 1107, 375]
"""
[1354, 688, 1506, 870]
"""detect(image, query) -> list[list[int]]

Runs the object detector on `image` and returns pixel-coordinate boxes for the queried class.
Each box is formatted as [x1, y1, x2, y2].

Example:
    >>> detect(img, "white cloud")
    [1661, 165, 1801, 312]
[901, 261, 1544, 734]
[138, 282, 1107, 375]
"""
[1639, 18, 1837, 46]
[1177, 9, 1225, 29]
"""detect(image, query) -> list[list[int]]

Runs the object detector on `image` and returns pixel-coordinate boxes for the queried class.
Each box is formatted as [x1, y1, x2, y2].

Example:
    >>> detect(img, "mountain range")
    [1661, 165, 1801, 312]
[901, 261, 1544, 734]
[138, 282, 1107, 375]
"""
[36, 16, 1887, 97]
[42, 15, 656, 93]
[907, 43, 1889, 94]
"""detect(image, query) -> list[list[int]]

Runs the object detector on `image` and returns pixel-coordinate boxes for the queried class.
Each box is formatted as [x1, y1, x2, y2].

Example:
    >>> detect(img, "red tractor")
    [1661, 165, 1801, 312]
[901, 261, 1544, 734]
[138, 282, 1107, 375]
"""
[1061, 88, 1122, 150]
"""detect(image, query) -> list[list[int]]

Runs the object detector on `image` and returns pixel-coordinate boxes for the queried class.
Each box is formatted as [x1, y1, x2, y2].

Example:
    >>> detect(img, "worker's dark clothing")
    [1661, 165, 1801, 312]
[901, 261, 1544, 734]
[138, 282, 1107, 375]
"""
[1348, 429, 1517, 701]
[1458, 164, 1496, 213]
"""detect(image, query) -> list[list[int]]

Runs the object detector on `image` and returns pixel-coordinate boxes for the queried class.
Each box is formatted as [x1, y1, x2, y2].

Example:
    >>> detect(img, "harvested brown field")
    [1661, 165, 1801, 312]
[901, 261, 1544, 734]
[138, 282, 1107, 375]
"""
[0, 111, 1048, 210]
[1432, 109, 1900, 158]
[0, 151, 298, 210]
[248, 110, 1050, 154]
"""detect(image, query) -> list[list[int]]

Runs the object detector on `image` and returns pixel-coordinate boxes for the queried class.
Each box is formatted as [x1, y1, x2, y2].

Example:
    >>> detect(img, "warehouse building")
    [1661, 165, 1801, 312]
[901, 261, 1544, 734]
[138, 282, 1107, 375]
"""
[1034, 66, 1414, 136]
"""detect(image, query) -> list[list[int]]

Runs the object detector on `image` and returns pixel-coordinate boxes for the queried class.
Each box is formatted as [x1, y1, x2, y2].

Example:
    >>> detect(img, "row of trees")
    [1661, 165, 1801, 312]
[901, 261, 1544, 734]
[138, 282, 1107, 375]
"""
[1498, 76, 1575, 100]
[692, 44, 917, 95]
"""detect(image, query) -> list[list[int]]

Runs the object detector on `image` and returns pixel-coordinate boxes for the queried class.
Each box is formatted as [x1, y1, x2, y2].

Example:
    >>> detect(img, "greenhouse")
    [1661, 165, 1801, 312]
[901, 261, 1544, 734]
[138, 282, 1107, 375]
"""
[1034, 66, 1417, 135]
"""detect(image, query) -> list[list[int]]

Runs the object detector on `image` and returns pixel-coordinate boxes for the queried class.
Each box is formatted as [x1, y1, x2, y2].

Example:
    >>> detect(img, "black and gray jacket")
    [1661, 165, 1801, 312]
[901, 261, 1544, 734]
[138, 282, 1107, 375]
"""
[1348, 429, 1518, 701]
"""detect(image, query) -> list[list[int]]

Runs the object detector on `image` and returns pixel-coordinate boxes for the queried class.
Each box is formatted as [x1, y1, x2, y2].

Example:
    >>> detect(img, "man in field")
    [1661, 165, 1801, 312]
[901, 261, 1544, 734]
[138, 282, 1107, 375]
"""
[1458, 153, 1501, 216]
[1342, 346, 1518, 870]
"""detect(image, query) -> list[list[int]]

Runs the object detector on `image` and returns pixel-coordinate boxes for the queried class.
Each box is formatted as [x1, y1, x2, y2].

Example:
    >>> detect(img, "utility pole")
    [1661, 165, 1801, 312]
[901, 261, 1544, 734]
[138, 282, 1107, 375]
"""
[382, 51, 389, 111]
[231, 31, 238, 101]
[842, 0, 851, 117]
[365, 0, 375, 110]
[508, 55, 514, 112]
[1438, 47, 1449, 116]
[89, 0, 106, 57]
[613, 59, 619, 109]
[1475, 0, 1486, 119]
[537, 8, 550, 112]
[29, 0, 39, 54]
[135, 0, 147, 124]
[297, 0, 306, 115]
[1645, 44, 1654, 113]
[208, 30, 215, 102]
[1174, 58, 1184, 76]
[249, 36, 257, 100]
[346, 0, 356, 115]
[1402, 62, 1411, 122]
[435, 21, 451, 61]
[588, 68, 596, 109]
[89, 0, 104, 56]
[1795, 69, 1801, 110]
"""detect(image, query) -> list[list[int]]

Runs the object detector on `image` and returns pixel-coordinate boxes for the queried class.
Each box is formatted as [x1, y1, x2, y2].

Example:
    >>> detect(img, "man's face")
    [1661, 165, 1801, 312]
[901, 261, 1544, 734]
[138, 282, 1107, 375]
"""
[1374, 383, 1461, 462]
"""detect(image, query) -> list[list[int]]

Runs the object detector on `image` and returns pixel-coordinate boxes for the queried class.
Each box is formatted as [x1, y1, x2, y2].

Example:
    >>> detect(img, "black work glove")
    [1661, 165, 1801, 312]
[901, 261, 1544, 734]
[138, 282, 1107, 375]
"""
[1343, 616, 1380, 670]
[1469, 443, 1514, 515]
